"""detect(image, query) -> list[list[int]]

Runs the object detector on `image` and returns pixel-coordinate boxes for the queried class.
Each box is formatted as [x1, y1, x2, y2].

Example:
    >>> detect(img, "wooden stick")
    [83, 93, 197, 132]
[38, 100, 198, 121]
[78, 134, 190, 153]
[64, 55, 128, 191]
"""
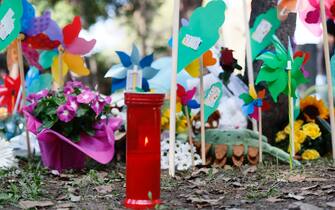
[242, 0, 258, 133]
[58, 46, 64, 88]
[258, 107, 263, 163]
[184, 106, 195, 168]
[199, 56, 206, 165]
[17, 34, 32, 159]
[169, 0, 180, 177]
[320, 0, 335, 162]
[287, 61, 295, 170]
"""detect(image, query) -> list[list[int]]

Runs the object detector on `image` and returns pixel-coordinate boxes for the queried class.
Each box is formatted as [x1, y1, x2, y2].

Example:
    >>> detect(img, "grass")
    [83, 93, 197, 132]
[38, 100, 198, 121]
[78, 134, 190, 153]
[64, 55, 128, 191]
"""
[0, 159, 46, 206]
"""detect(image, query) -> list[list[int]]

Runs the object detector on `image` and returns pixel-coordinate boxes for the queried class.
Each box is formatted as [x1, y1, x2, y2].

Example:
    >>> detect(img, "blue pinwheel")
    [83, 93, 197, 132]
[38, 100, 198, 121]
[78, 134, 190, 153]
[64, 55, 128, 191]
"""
[104, 44, 159, 92]
[25, 67, 52, 95]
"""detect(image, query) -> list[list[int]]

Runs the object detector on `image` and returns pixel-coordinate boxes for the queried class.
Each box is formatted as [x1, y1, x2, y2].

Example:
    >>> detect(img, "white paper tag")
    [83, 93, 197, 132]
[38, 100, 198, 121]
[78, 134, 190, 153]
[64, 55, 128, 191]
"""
[182, 34, 202, 50]
[251, 19, 272, 43]
[205, 86, 221, 108]
[0, 8, 15, 41]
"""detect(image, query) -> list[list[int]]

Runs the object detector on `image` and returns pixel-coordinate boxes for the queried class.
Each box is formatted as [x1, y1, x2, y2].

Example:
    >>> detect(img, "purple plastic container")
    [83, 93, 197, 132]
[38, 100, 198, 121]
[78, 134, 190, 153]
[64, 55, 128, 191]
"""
[24, 111, 122, 171]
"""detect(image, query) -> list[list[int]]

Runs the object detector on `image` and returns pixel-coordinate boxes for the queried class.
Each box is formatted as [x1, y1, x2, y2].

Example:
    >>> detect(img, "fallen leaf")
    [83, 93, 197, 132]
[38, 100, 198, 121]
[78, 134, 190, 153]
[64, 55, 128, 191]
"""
[321, 184, 334, 190]
[301, 185, 318, 191]
[242, 166, 257, 175]
[266, 197, 284, 203]
[305, 177, 328, 182]
[56, 202, 76, 209]
[95, 185, 113, 194]
[288, 175, 306, 182]
[287, 193, 305, 201]
[186, 195, 224, 206]
[232, 182, 242, 188]
[288, 202, 322, 210]
[191, 168, 219, 178]
[19, 200, 54, 209]
[69, 194, 81, 202]
[326, 201, 335, 208]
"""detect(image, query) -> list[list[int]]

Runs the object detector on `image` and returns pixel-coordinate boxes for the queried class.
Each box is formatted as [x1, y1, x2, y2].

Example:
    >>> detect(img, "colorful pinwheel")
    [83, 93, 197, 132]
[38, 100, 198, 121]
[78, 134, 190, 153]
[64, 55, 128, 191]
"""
[0, 75, 21, 114]
[25, 67, 52, 95]
[255, 35, 309, 102]
[20, 2, 62, 70]
[104, 45, 159, 92]
[51, 16, 96, 84]
[239, 88, 270, 121]
[177, 84, 200, 114]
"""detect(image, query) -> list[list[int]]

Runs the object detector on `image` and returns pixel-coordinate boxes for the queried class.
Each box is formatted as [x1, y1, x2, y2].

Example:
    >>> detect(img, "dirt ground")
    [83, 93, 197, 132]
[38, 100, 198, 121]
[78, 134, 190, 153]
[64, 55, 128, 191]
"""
[1, 158, 335, 210]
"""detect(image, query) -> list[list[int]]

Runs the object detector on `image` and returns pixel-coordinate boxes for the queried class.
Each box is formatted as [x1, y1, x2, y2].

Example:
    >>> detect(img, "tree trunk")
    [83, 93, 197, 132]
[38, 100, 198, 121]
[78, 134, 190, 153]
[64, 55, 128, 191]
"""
[250, 0, 297, 142]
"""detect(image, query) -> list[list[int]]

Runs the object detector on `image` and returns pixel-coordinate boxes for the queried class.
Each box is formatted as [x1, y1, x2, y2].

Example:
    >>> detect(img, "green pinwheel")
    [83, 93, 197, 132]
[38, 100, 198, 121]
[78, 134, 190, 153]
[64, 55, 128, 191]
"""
[255, 36, 308, 102]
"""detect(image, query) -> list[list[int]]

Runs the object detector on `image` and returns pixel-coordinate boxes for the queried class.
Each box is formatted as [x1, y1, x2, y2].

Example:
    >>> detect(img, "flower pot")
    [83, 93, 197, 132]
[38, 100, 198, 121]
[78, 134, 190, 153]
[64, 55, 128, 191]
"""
[24, 111, 122, 171]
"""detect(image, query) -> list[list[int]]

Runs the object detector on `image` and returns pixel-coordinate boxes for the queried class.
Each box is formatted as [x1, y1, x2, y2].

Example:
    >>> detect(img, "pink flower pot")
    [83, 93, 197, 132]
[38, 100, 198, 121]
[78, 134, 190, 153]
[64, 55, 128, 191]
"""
[24, 111, 122, 171]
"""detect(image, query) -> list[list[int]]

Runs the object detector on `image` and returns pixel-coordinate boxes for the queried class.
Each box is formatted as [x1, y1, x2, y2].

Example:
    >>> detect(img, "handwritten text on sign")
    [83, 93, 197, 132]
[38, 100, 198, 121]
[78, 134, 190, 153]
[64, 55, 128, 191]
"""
[0, 9, 15, 40]
[182, 34, 202, 50]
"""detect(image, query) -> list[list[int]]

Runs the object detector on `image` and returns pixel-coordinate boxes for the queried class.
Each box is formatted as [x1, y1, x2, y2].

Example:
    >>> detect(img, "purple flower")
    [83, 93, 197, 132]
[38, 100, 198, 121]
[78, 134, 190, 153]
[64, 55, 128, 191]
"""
[57, 104, 76, 123]
[65, 81, 84, 89]
[77, 90, 96, 104]
[64, 86, 74, 95]
[105, 96, 112, 104]
[27, 89, 49, 102]
[66, 95, 78, 111]
[93, 119, 107, 130]
[90, 97, 105, 115]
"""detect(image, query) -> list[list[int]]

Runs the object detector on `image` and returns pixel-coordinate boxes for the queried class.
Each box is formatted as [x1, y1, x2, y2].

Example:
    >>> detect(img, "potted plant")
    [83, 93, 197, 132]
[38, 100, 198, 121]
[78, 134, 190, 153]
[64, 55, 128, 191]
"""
[24, 81, 122, 171]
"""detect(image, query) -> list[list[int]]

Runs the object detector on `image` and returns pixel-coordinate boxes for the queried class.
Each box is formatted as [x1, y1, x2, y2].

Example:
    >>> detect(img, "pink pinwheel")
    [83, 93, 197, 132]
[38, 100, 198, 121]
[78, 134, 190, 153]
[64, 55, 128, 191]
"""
[299, 0, 335, 36]
[176, 84, 200, 113]
[51, 16, 96, 84]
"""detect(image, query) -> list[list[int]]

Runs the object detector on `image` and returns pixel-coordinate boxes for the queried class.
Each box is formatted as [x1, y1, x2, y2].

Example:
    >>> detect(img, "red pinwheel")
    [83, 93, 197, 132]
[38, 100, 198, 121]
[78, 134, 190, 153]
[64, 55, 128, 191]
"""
[0, 75, 21, 114]
[177, 84, 200, 113]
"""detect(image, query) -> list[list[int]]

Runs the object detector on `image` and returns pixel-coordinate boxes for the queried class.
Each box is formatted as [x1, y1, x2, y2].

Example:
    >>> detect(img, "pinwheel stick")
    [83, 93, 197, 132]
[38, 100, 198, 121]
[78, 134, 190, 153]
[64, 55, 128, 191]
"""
[287, 61, 295, 170]
[184, 106, 195, 168]
[17, 34, 32, 159]
[58, 46, 64, 88]
[258, 107, 263, 163]
[199, 56, 206, 165]
[242, 0, 258, 133]
[169, 0, 180, 177]
[320, 0, 335, 162]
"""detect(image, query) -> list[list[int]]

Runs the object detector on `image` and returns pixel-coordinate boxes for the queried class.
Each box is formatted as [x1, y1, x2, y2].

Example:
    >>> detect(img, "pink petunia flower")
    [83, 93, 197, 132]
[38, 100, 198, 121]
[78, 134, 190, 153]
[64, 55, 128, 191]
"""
[77, 90, 96, 104]
[90, 97, 105, 115]
[66, 95, 78, 111]
[57, 104, 76, 123]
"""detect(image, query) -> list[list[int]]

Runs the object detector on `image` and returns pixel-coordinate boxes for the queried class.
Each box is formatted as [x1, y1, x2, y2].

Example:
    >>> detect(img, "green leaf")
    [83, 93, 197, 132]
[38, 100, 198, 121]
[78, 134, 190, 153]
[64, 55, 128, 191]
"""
[38, 119, 57, 132]
[77, 106, 89, 117]
[239, 93, 253, 104]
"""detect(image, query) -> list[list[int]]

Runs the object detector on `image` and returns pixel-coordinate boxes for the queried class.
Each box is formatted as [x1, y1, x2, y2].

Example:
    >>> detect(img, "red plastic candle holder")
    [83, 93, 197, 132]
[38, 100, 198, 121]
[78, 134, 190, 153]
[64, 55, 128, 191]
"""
[124, 92, 165, 209]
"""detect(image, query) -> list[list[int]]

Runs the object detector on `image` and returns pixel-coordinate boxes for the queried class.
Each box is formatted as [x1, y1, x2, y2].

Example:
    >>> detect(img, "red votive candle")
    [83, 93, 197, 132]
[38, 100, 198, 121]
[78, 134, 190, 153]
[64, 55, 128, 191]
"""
[124, 92, 165, 209]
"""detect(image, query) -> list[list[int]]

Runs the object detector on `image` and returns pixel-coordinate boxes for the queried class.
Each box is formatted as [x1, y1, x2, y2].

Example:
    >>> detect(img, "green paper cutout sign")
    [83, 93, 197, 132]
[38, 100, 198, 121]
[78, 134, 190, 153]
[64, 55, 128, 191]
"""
[204, 82, 223, 122]
[250, 8, 280, 60]
[0, 0, 23, 51]
[177, 0, 226, 72]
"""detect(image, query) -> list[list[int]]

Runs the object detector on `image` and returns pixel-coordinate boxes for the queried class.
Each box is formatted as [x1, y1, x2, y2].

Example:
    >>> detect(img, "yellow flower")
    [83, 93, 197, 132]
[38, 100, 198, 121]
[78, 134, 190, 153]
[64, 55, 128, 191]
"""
[176, 115, 187, 133]
[300, 96, 329, 122]
[161, 109, 170, 130]
[284, 120, 304, 134]
[275, 131, 287, 142]
[288, 141, 301, 155]
[302, 123, 321, 140]
[302, 149, 320, 160]
[294, 130, 307, 144]
[0, 107, 8, 120]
